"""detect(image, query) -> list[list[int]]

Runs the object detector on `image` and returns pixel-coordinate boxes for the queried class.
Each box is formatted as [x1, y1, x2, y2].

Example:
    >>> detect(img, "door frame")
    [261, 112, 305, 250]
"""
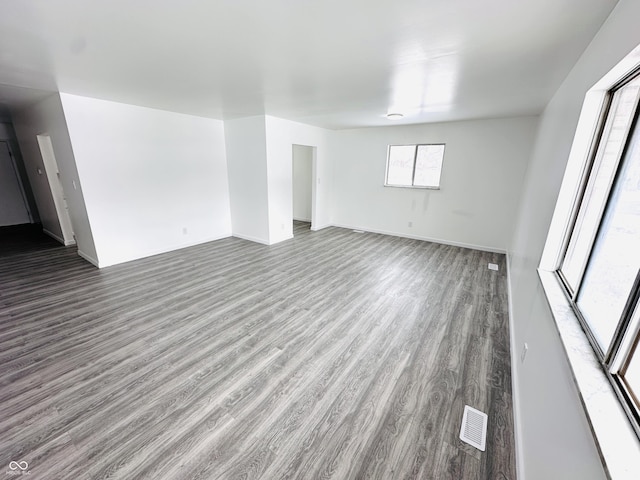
[291, 144, 317, 232]
[36, 134, 75, 245]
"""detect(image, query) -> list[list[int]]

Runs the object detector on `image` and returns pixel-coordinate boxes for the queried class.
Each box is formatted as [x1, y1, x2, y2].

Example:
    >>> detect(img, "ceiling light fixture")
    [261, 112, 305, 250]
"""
[386, 113, 403, 120]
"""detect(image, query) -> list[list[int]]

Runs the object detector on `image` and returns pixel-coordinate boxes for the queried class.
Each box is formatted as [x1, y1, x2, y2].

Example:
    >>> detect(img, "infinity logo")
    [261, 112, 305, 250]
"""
[8, 461, 28, 471]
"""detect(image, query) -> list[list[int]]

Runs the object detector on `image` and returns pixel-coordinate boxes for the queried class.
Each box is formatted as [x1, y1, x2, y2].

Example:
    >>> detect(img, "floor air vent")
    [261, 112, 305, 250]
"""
[460, 405, 488, 451]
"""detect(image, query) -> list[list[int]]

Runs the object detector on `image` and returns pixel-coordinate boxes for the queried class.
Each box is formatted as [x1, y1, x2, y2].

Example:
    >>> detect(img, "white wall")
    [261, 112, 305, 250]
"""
[264, 115, 332, 243]
[508, 1, 640, 478]
[292, 144, 312, 222]
[330, 117, 538, 252]
[60, 93, 231, 267]
[12, 94, 97, 260]
[225, 116, 270, 244]
[224, 115, 331, 245]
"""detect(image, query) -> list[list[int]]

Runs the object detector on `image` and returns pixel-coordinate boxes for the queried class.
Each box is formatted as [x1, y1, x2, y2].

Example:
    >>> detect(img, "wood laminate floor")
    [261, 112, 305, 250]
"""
[0, 222, 515, 479]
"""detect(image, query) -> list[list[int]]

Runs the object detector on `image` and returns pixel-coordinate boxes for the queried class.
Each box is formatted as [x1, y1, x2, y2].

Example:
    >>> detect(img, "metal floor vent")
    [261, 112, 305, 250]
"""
[460, 405, 488, 451]
[488, 263, 499, 271]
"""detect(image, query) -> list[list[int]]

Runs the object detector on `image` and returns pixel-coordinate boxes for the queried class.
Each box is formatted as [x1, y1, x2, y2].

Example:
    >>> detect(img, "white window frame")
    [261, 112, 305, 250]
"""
[540, 45, 640, 479]
[555, 67, 640, 431]
[384, 143, 445, 189]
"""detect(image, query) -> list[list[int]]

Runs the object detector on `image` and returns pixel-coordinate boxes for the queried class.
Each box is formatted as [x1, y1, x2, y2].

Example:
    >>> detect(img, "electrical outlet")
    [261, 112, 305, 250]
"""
[182, 227, 188, 235]
[521, 343, 528, 363]
[408, 221, 413, 228]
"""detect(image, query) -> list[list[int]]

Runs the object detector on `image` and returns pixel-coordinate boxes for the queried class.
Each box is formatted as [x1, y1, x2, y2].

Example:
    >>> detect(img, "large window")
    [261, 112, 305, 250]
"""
[557, 70, 640, 433]
[385, 144, 445, 189]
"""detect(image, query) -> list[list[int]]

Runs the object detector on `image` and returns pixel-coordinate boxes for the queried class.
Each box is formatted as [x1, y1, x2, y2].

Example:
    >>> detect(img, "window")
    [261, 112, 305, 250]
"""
[385, 144, 445, 189]
[557, 70, 640, 434]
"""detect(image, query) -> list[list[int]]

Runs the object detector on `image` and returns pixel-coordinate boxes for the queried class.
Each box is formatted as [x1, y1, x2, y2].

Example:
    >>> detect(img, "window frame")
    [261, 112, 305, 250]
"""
[555, 66, 640, 439]
[555, 93, 613, 301]
[620, 317, 640, 407]
[384, 143, 445, 190]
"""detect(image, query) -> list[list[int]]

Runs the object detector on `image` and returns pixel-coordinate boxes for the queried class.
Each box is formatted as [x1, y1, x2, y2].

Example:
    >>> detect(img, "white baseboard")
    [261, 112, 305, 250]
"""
[330, 223, 506, 254]
[310, 223, 331, 232]
[506, 253, 525, 480]
[43, 228, 76, 246]
[43, 228, 65, 245]
[77, 250, 99, 267]
[293, 217, 311, 222]
[232, 232, 271, 245]
[269, 234, 293, 245]
[98, 233, 232, 268]
[232, 232, 296, 246]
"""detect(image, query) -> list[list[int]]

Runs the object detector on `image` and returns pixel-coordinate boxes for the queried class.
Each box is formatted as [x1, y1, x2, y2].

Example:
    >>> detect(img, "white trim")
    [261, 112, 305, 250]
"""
[506, 253, 525, 480]
[44, 227, 77, 246]
[330, 223, 506, 254]
[269, 234, 293, 245]
[310, 224, 330, 232]
[98, 233, 232, 268]
[42, 228, 65, 245]
[538, 269, 640, 480]
[293, 216, 312, 222]
[233, 232, 296, 246]
[37, 134, 75, 246]
[77, 249, 99, 267]
[232, 232, 271, 245]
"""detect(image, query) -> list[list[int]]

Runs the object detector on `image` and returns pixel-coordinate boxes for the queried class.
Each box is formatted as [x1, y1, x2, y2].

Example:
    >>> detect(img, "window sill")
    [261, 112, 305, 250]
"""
[383, 184, 440, 190]
[537, 269, 640, 479]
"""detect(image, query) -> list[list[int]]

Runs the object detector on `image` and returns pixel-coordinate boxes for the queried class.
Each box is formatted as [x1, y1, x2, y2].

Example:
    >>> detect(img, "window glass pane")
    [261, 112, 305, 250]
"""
[562, 78, 640, 291]
[577, 107, 640, 351]
[386, 145, 415, 186]
[414, 144, 444, 187]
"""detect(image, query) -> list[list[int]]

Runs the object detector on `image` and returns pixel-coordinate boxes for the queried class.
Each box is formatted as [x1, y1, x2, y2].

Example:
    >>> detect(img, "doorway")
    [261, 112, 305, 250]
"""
[292, 144, 314, 235]
[36, 134, 75, 245]
[0, 140, 31, 226]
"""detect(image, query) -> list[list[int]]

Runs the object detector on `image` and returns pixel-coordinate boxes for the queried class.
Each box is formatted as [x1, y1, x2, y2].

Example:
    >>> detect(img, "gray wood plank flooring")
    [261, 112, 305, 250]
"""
[0, 222, 515, 479]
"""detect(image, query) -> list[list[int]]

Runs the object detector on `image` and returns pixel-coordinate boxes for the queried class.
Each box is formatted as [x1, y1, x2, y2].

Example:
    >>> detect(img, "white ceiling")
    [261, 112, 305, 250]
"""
[0, 0, 618, 129]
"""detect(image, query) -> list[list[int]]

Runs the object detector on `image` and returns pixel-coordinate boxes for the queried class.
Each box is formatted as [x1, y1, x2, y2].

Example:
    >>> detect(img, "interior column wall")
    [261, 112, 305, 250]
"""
[12, 94, 97, 262]
[61, 93, 232, 268]
[225, 116, 270, 244]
